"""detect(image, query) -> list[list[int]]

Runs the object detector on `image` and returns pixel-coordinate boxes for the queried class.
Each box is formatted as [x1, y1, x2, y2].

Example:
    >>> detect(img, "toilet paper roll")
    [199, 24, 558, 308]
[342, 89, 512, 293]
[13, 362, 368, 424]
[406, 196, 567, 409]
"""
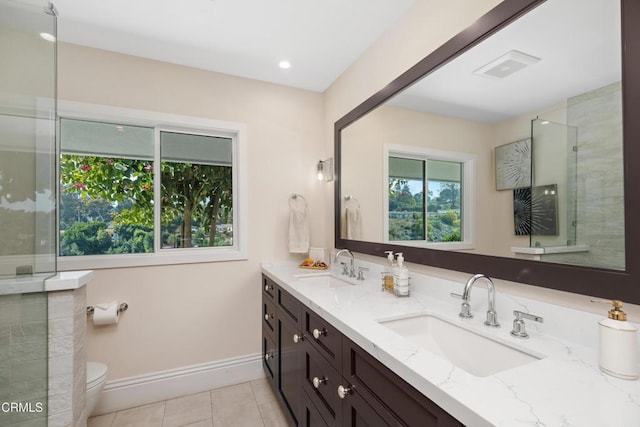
[93, 301, 120, 326]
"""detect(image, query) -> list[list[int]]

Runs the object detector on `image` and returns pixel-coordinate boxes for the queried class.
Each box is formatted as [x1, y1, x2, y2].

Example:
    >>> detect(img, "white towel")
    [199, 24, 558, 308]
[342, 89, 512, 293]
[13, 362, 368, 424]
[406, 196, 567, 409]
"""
[289, 199, 309, 253]
[343, 206, 361, 239]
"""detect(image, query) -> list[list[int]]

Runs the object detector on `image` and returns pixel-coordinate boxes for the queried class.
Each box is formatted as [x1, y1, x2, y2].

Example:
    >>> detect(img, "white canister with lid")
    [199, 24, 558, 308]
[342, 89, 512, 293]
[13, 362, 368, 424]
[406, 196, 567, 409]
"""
[592, 299, 638, 380]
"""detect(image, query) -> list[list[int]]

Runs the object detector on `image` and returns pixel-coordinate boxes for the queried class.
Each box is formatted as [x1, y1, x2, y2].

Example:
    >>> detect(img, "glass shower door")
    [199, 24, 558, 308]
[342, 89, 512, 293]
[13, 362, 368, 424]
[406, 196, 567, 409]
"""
[0, 1, 57, 425]
[530, 118, 578, 249]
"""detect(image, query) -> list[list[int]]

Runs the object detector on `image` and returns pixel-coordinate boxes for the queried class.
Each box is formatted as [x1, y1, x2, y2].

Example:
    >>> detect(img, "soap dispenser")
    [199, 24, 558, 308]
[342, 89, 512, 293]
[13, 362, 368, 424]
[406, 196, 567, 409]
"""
[393, 253, 410, 297]
[592, 299, 638, 380]
[382, 251, 395, 293]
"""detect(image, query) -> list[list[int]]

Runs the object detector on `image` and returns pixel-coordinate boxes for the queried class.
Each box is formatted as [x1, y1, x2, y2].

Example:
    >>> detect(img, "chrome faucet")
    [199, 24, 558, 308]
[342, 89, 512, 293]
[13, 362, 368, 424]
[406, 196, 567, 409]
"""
[456, 274, 500, 327]
[334, 249, 356, 278]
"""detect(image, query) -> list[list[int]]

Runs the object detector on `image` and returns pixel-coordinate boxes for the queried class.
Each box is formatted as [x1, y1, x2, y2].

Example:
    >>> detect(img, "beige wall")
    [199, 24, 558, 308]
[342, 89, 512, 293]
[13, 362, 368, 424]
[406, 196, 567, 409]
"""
[58, 43, 327, 378]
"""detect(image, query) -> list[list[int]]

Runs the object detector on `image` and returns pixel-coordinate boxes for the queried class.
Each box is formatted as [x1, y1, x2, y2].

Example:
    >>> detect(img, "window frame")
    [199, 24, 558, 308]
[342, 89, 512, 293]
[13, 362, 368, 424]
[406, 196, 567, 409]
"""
[383, 144, 475, 250]
[57, 101, 248, 270]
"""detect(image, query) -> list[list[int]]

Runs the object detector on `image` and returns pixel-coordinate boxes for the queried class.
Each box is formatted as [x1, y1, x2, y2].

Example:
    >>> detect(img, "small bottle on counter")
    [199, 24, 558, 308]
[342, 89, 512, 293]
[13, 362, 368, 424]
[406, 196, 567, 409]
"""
[592, 299, 638, 380]
[382, 251, 395, 293]
[393, 253, 410, 297]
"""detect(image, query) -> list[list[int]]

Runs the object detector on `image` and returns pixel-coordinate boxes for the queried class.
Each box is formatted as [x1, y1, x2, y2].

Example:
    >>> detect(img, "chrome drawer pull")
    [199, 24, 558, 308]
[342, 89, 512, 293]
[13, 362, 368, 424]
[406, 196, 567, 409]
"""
[293, 333, 303, 343]
[312, 376, 327, 388]
[312, 328, 326, 339]
[264, 353, 272, 361]
[337, 384, 352, 399]
[264, 313, 273, 321]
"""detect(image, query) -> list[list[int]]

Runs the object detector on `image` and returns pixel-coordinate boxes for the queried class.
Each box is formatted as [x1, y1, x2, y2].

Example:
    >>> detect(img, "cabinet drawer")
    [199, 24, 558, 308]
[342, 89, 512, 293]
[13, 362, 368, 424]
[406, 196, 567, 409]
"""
[262, 297, 276, 336]
[262, 331, 277, 386]
[263, 275, 276, 300]
[343, 337, 462, 427]
[305, 308, 342, 369]
[278, 287, 302, 327]
[303, 342, 342, 425]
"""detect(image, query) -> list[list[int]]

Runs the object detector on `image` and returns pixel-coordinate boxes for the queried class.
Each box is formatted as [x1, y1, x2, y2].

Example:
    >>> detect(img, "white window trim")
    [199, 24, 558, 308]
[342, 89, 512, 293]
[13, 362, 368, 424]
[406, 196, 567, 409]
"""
[383, 143, 475, 250]
[56, 100, 248, 270]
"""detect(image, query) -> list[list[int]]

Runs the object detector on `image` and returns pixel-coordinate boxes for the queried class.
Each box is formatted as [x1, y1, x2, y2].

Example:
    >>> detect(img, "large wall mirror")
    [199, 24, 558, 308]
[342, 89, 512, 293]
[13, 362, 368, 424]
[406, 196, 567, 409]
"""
[335, 0, 640, 303]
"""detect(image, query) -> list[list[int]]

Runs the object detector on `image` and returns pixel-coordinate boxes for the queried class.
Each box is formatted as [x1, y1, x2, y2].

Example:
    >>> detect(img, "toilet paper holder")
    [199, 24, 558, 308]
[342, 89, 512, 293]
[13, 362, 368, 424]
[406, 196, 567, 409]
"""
[86, 303, 129, 316]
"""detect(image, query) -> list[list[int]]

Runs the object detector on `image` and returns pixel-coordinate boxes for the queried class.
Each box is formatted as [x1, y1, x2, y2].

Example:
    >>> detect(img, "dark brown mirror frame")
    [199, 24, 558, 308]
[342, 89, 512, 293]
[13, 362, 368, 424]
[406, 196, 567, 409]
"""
[335, 0, 640, 304]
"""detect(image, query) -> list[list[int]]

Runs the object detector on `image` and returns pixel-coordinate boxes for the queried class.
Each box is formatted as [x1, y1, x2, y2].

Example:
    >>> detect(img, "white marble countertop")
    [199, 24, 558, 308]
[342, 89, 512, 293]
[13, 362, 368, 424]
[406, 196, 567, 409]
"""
[44, 270, 93, 291]
[261, 260, 640, 427]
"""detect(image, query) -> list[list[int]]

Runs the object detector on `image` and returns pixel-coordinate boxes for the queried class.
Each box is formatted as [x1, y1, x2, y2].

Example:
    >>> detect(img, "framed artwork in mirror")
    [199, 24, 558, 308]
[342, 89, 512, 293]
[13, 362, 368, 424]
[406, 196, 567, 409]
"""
[513, 184, 558, 236]
[495, 138, 531, 190]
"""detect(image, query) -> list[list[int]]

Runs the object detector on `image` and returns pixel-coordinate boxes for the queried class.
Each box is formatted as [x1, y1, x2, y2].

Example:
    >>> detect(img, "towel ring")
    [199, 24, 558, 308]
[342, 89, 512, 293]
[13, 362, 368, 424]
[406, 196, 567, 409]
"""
[344, 195, 360, 209]
[289, 193, 307, 208]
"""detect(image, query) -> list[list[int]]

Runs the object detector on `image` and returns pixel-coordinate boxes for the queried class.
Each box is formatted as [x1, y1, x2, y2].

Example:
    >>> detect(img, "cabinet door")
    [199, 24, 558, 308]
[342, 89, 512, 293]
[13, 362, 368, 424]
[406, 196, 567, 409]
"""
[341, 386, 397, 427]
[279, 315, 304, 425]
[343, 337, 462, 427]
[262, 330, 277, 390]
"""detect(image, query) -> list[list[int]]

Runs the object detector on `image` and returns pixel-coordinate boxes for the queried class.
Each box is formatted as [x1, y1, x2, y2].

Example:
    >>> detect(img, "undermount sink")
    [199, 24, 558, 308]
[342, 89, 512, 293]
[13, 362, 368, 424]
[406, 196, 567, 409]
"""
[378, 314, 543, 377]
[293, 273, 351, 288]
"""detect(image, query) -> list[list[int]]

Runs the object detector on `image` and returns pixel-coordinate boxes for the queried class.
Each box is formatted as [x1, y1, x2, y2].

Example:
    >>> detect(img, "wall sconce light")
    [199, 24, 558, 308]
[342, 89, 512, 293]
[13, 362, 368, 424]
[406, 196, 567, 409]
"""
[317, 158, 334, 182]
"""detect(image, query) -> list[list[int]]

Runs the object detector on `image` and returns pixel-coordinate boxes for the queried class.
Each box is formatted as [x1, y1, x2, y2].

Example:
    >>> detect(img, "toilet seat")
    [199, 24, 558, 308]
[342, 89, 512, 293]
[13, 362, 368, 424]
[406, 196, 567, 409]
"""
[87, 362, 108, 390]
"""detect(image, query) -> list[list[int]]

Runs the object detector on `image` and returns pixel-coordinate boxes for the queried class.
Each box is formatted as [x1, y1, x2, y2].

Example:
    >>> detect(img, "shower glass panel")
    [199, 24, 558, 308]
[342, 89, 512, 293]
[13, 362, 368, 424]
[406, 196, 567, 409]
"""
[0, 1, 57, 425]
[530, 119, 578, 248]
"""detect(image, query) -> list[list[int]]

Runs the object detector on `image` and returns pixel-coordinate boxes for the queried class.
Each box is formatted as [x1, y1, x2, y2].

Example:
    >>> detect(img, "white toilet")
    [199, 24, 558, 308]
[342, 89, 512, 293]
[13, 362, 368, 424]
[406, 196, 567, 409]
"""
[86, 362, 108, 416]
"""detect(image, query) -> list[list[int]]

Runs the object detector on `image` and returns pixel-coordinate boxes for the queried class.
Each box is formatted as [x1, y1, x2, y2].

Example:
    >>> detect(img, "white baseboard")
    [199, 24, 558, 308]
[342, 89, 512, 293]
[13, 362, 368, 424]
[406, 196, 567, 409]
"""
[93, 353, 265, 415]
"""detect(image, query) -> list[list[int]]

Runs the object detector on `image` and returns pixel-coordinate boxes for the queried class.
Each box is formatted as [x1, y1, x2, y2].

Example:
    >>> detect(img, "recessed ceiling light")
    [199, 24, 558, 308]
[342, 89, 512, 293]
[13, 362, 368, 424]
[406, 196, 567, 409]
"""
[115, 126, 124, 132]
[39, 32, 56, 42]
[279, 60, 291, 70]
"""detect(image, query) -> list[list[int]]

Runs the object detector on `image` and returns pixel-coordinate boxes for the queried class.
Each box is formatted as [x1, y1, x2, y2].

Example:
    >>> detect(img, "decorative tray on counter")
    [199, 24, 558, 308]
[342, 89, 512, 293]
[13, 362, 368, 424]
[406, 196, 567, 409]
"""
[298, 259, 329, 270]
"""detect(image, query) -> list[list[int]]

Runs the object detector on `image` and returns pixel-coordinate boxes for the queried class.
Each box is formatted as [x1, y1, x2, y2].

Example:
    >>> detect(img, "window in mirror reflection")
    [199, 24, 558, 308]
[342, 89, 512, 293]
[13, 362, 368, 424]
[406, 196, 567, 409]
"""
[385, 147, 474, 249]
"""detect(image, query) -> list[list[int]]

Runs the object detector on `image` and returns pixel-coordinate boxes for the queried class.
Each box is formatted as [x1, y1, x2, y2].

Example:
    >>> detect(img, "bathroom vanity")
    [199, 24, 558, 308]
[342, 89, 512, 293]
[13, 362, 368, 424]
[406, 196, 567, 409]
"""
[261, 261, 640, 426]
[261, 271, 460, 426]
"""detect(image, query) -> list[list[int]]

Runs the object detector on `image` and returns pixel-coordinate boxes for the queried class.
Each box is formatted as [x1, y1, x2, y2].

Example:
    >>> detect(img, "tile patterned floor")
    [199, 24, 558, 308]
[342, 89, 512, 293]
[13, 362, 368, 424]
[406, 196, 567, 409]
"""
[87, 379, 290, 427]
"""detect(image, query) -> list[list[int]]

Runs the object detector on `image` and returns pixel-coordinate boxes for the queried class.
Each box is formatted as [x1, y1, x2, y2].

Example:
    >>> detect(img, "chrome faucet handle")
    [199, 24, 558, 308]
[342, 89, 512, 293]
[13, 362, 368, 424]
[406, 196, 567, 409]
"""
[510, 310, 543, 338]
[340, 262, 349, 276]
[485, 310, 500, 328]
[356, 266, 369, 280]
[450, 293, 473, 319]
[349, 265, 357, 278]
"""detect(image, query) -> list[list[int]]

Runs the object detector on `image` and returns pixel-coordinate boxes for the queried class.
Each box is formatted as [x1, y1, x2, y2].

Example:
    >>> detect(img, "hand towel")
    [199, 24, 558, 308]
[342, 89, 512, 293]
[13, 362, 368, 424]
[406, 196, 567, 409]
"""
[289, 198, 310, 253]
[343, 206, 361, 240]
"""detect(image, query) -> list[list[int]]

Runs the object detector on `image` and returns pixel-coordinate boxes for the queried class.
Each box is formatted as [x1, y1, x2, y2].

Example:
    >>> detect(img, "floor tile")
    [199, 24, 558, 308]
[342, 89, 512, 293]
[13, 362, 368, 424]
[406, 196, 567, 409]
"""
[111, 402, 165, 427]
[162, 392, 212, 427]
[183, 420, 214, 427]
[211, 383, 264, 427]
[249, 378, 276, 406]
[257, 400, 289, 427]
[86, 379, 289, 427]
[87, 412, 115, 427]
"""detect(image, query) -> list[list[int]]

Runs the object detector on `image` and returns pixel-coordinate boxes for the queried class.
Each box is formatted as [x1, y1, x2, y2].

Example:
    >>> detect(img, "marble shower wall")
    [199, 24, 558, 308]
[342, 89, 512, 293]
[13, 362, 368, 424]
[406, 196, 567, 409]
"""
[0, 292, 48, 426]
[544, 82, 624, 269]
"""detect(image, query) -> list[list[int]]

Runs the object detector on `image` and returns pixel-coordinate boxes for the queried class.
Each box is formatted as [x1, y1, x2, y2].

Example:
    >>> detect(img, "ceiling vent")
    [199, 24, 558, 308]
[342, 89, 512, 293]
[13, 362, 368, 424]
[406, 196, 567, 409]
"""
[473, 50, 541, 79]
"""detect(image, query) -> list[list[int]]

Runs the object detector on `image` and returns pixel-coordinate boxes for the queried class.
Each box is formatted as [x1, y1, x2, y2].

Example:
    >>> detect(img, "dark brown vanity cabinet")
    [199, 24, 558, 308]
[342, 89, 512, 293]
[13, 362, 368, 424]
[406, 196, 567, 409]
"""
[262, 274, 305, 426]
[261, 275, 463, 427]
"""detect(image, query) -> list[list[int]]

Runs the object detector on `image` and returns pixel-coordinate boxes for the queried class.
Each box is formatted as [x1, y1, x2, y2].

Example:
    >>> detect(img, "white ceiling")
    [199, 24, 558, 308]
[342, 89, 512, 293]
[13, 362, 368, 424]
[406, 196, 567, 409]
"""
[389, 0, 621, 123]
[50, 0, 415, 92]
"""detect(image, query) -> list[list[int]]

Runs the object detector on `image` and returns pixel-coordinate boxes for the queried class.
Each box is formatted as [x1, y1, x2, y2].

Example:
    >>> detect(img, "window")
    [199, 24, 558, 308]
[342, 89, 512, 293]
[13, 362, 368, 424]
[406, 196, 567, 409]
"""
[57, 102, 246, 269]
[385, 145, 474, 249]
